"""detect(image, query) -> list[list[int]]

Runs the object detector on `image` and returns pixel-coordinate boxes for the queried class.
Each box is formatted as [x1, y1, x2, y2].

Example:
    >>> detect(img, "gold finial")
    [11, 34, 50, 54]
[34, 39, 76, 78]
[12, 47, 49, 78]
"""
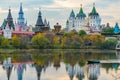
[80, 4, 82, 7]
[93, 3, 95, 7]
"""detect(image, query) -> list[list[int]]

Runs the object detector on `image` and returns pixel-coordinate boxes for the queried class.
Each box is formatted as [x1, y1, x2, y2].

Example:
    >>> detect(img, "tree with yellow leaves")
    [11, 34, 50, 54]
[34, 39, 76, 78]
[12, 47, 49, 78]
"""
[31, 33, 49, 48]
[12, 35, 20, 48]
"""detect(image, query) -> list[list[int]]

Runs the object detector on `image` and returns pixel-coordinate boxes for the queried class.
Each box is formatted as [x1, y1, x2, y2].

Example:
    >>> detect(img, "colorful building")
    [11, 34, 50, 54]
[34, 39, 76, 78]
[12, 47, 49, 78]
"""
[15, 3, 27, 31]
[66, 3, 101, 33]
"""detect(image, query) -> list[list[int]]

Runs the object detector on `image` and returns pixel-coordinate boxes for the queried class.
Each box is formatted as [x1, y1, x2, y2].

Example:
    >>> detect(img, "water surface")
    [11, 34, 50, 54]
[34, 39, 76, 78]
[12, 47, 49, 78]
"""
[0, 50, 119, 80]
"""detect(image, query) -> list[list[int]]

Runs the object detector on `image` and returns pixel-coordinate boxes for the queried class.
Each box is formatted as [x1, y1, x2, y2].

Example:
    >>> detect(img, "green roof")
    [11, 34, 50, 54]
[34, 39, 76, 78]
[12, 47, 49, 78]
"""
[89, 3, 99, 16]
[70, 10, 75, 18]
[91, 6, 97, 14]
[77, 5, 86, 17]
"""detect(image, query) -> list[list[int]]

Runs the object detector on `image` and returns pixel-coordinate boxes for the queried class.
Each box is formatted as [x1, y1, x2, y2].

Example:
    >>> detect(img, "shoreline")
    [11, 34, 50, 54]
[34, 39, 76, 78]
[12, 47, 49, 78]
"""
[0, 48, 116, 54]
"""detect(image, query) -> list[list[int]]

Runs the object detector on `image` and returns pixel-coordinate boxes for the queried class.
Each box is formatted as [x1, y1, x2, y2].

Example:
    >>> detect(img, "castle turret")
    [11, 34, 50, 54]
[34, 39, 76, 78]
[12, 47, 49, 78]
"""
[7, 8, 15, 30]
[76, 4, 86, 18]
[16, 3, 27, 31]
[89, 3, 101, 30]
[35, 9, 44, 32]
[69, 10, 75, 20]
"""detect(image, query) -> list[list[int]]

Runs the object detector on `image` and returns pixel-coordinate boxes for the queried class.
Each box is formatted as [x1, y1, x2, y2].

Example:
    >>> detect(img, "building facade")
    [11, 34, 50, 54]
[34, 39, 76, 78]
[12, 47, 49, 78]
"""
[66, 3, 101, 33]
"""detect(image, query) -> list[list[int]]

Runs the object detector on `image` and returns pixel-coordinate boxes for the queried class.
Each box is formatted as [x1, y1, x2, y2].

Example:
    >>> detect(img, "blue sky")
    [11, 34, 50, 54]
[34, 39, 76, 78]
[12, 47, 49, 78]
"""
[0, 0, 120, 28]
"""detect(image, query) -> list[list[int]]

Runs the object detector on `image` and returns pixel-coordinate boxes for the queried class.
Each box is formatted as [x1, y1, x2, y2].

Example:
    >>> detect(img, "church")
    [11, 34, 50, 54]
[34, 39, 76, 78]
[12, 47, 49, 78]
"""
[66, 3, 101, 33]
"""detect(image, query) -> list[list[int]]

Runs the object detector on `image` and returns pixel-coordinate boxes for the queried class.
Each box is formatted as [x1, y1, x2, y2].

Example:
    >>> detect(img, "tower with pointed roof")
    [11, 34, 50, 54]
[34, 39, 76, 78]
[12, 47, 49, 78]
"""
[7, 7, 15, 30]
[35, 9, 50, 32]
[89, 3, 101, 32]
[67, 4, 86, 32]
[35, 9, 44, 32]
[15, 3, 27, 31]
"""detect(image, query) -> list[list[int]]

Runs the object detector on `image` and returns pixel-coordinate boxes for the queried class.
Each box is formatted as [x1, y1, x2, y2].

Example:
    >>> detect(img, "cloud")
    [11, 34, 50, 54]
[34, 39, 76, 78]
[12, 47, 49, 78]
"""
[0, 0, 119, 28]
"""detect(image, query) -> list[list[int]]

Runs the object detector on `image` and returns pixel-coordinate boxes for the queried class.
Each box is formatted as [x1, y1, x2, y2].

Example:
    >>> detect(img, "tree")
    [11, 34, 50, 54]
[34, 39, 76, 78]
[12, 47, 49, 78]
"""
[102, 27, 114, 35]
[12, 35, 20, 48]
[1, 38, 9, 48]
[102, 38, 117, 49]
[31, 33, 49, 48]
[78, 30, 86, 37]
[0, 36, 4, 46]
[19, 35, 30, 49]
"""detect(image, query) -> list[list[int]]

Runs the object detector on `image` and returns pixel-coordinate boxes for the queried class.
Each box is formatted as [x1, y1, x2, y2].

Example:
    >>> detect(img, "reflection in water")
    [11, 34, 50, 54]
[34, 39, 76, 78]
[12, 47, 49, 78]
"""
[34, 63, 43, 80]
[0, 50, 120, 80]
[87, 63, 100, 80]
[14, 64, 26, 80]
[66, 64, 75, 80]
[66, 64, 85, 80]
[3, 57, 13, 80]
[75, 64, 84, 80]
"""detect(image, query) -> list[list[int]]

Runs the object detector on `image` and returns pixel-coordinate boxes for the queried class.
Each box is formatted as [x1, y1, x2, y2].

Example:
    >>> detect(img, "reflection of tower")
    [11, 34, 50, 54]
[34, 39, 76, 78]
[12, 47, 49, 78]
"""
[5, 66, 13, 80]
[87, 64, 100, 80]
[66, 64, 75, 80]
[3, 57, 13, 80]
[34, 64, 43, 80]
[15, 64, 26, 80]
[75, 64, 84, 80]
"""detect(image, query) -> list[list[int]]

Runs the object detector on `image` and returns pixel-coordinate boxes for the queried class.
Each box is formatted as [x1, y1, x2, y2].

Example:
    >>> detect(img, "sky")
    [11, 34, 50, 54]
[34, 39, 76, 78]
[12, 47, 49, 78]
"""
[0, 0, 120, 28]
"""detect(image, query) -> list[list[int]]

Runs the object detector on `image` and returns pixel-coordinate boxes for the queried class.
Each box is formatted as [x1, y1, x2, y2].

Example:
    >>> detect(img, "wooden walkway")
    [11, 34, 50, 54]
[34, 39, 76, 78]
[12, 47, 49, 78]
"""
[101, 59, 120, 63]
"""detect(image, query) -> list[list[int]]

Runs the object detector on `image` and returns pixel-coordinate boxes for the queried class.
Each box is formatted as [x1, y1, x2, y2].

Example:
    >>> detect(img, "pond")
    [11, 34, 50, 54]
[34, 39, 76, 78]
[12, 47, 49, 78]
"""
[0, 49, 120, 80]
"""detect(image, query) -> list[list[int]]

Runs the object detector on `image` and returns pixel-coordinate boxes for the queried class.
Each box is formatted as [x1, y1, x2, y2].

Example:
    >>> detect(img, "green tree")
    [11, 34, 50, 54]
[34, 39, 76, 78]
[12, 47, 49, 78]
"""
[102, 38, 117, 49]
[0, 36, 4, 46]
[12, 36, 20, 48]
[102, 27, 114, 35]
[31, 33, 49, 48]
[78, 30, 86, 37]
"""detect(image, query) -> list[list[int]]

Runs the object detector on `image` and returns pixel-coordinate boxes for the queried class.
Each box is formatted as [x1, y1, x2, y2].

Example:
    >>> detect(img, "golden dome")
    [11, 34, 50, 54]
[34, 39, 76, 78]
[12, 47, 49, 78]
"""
[81, 26, 91, 31]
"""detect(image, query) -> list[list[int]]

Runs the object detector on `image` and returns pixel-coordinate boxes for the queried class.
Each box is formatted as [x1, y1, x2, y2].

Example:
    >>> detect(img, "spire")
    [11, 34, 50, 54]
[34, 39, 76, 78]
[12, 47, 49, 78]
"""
[70, 9, 75, 18]
[19, 3, 24, 14]
[77, 4, 86, 17]
[89, 3, 99, 16]
[92, 3, 97, 14]
[35, 8, 44, 27]
[44, 18, 48, 27]
[38, 8, 42, 17]
[7, 7, 15, 30]
[7, 7, 12, 19]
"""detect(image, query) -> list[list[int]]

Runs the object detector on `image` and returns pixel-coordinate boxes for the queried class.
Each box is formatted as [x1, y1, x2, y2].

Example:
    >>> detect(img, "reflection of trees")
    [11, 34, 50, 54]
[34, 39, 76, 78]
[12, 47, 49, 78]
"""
[102, 63, 120, 73]
[53, 54, 61, 70]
